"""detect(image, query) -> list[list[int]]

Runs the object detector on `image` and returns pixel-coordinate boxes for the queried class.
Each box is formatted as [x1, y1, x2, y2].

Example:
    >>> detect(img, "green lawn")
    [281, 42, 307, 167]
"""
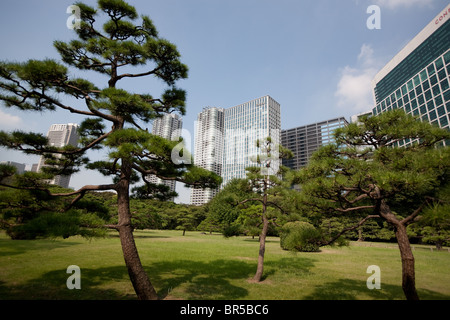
[0, 230, 449, 300]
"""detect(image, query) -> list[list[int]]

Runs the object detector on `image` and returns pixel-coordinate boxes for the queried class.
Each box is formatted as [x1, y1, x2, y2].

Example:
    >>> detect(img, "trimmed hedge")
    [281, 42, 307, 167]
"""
[280, 221, 321, 252]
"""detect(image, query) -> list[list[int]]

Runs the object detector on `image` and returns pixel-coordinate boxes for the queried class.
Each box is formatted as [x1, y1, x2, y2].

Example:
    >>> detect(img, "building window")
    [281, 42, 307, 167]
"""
[435, 57, 444, 70]
[428, 64, 436, 76]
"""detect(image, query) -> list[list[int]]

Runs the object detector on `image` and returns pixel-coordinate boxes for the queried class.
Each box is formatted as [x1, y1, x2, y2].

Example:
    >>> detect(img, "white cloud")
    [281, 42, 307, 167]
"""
[373, 0, 434, 10]
[358, 43, 375, 66]
[0, 110, 23, 129]
[335, 44, 380, 113]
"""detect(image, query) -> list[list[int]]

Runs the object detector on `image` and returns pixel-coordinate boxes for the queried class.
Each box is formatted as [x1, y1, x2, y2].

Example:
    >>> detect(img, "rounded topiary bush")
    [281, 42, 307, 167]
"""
[280, 221, 321, 252]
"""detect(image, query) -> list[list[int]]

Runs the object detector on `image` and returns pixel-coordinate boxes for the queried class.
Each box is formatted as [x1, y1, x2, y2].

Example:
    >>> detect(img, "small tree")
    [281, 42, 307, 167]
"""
[0, 0, 221, 300]
[237, 137, 293, 282]
[175, 205, 205, 236]
[294, 110, 450, 300]
[205, 178, 250, 230]
[236, 204, 265, 239]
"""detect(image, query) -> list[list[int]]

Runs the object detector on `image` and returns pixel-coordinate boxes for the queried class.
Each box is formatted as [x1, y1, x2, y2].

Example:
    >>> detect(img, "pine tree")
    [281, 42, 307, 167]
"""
[294, 110, 450, 300]
[239, 137, 293, 282]
[0, 0, 221, 300]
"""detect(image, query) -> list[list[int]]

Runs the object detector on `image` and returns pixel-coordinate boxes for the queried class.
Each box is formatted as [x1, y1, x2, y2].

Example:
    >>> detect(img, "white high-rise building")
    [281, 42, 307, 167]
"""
[152, 113, 183, 140]
[37, 123, 79, 188]
[350, 110, 372, 125]
[190, 107, 224, 206]
[222, 95, 281, 187]
[148, 113, 183, 194]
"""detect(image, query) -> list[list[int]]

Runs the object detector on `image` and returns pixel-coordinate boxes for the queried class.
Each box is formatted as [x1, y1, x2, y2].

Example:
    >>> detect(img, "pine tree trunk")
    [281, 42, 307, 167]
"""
[379, 198, 419, 300]
[253, 212, 269, 282]
[117, 160, 158, 300]
[395, 223, 420, 300]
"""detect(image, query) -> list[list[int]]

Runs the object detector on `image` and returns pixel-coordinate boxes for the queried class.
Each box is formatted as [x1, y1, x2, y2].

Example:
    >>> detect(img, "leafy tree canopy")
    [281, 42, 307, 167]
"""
[293, 109, 450, 300]
[0, 0, 221, 300]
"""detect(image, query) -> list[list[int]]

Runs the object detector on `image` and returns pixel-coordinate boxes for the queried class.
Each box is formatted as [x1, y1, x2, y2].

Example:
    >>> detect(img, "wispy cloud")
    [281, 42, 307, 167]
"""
[373, 0, 434, 10]
[0, 110, 23, 129]
[335, 44, 381, 113]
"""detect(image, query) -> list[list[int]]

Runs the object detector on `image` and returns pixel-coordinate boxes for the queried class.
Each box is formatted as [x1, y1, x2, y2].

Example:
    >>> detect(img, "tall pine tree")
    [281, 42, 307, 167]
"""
[294, 110, 450, 300]
[239, 137, 293, 282]
[0, 0, 221, 300]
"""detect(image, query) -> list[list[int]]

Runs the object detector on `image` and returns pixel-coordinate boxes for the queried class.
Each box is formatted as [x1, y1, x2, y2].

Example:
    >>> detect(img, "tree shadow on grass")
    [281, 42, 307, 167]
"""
[146, 259, 254, 300]
[303, 278, 450, 300]
[0, 266, 137, 300]
[265, 257, 316, 279]
[0, 260, 253, 300]
[0, 238, 80, 257]
[1, 255, 317, 300]
[147, 256, 316, 300]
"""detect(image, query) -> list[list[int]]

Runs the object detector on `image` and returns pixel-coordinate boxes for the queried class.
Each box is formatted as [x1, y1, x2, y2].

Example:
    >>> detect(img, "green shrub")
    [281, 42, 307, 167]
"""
[280, 221, 321, 252]
[7, 210, 107, 240]
[223, 224, 242, 238]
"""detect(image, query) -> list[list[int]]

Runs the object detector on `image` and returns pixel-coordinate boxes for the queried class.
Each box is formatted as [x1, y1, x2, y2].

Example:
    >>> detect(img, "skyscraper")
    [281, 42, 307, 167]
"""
[37, 123, 79, 188]
[0, 161, 26, 174]
[350, 110, 372, 125]
[372, 4, 450, 147]
[148, 113, 183, 194]
[281, 117, 348, 170]
[151, 113, 183, 140]
[190, 107, 224, 206]
[222, 95, 281, 187]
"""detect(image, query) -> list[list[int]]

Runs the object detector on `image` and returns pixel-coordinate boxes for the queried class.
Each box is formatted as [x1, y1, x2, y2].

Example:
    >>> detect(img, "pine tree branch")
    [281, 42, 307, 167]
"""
[335, 205, 375, 213]
[62, 184, 118, 210]
[321, 214, 380, 246]
[400, 197, 433, 226]
[116, 65, 163, 81]
[4, 129, 113, 157]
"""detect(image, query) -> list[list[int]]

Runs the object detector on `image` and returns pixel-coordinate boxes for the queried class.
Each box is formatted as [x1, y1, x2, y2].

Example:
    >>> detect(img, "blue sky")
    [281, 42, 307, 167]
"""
[0, 0, 448, 203]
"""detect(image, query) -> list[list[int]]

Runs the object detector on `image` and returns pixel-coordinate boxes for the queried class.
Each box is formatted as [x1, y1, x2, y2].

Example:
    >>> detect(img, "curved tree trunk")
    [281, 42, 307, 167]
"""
[117, 160, 158, 300]
[395, 223, 420, 300]
[379, 199, 419, 300]
[118, 224, 158, 300]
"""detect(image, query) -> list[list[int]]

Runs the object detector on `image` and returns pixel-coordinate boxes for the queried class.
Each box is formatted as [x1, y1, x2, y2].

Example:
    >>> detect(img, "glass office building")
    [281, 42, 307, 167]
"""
[281, 117, 348, 170]
[222, 95, 281, 187]
[190, 107, 224, 206]
[372, 4, 450, 147]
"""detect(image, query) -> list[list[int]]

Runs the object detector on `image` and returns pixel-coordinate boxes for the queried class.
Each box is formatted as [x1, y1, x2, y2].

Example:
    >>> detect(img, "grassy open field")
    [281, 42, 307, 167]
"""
[0, 229, 449, 300]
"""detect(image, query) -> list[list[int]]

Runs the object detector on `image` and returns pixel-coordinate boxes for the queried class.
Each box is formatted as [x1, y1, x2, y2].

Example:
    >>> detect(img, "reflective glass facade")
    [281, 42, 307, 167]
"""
[281, 117, 348, 170]
[372, 8, 450, 147]
[222, 96, 281, 187]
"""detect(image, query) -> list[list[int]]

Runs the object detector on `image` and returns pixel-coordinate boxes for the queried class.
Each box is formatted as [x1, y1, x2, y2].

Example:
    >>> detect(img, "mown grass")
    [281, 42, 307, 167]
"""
[0, 230, 449, 300]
